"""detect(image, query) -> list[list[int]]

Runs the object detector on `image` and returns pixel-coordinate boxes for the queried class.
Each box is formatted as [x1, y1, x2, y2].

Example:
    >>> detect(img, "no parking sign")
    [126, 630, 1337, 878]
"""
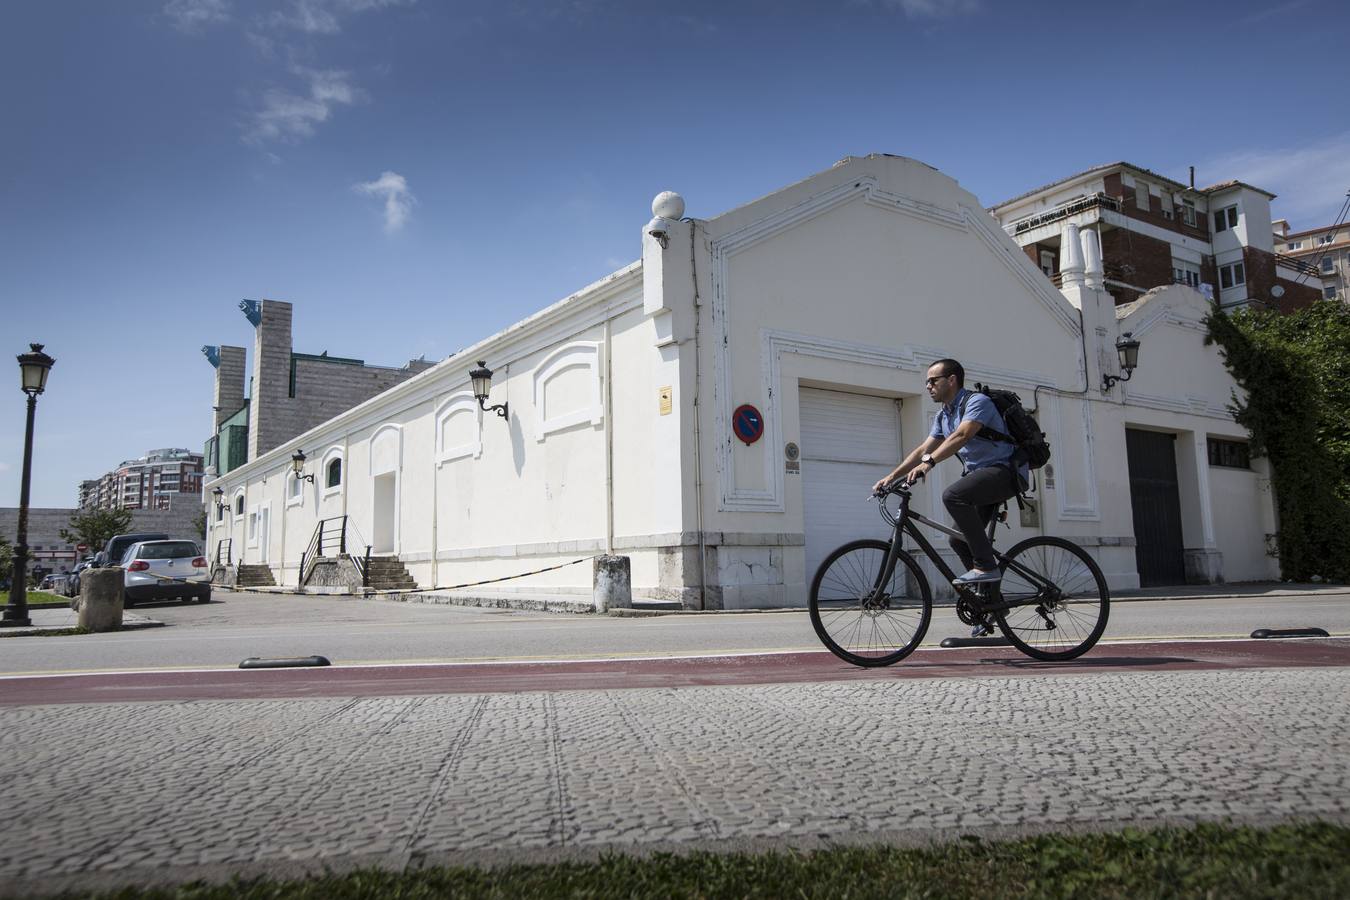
[732, 404, 764, 445]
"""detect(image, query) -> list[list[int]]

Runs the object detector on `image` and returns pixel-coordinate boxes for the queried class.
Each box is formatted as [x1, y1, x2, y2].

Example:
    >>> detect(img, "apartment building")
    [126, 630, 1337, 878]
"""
[1273, 218, 1350, 302]
[81, 448, 205, 511]
[989, 162, 1322, 312]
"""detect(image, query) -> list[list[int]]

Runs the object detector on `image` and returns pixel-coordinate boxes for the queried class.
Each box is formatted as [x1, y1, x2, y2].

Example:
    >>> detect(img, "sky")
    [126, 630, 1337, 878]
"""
[3, 0, 1349, 509]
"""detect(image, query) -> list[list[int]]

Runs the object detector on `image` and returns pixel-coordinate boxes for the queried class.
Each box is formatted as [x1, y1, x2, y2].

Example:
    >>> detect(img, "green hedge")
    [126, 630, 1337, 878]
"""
[1205, 302, 1350, 582]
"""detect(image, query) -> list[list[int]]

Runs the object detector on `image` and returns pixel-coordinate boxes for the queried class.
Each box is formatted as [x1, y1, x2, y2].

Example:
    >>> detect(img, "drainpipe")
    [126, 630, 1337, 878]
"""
[689, 222, 707, 611]
[604, 318, 614, 555]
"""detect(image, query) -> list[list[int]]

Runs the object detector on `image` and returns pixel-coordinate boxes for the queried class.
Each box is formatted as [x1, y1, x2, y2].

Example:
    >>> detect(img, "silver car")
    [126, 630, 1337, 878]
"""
[119, 540, 211, 606]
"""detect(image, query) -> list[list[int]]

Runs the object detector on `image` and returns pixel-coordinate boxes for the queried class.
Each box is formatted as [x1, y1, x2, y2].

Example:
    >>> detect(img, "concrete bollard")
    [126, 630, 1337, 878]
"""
[78, 568, 125, 632]
[593, 555, 632, 613]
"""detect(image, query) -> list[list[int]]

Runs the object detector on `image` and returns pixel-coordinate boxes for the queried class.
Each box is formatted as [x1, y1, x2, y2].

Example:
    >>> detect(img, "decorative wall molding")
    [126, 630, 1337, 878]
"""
[435, 392, 482, 465]
[961, 204, 1083, 338]
[1054, 398, 1101, 521]
[369, 423, 403, 477]
[1126, 302, 1208, 338]
[532, 341, 604, 441]
[1123, 391, 1233, 420]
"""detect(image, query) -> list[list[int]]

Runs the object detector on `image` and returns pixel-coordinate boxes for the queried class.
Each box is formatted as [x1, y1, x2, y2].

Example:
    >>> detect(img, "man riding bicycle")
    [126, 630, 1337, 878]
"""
[872, 358, 1029, 599]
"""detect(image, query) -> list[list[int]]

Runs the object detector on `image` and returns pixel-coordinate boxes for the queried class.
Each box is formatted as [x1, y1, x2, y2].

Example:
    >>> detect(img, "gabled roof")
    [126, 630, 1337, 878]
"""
[1199, 180, 1277, 199]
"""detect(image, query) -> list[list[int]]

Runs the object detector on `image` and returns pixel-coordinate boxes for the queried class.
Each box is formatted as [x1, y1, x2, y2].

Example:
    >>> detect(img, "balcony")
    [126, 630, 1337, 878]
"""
[1276, 253, 1320, 278]
[1008, 193, 1121, 236]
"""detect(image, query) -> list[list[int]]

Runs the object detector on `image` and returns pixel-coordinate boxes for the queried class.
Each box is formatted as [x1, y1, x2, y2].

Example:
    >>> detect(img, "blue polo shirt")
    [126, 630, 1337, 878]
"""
[930, 388, 1029, 483]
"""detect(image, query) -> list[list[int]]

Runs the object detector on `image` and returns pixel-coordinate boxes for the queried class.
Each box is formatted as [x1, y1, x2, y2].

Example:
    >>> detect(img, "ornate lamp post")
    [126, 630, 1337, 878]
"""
[2, 344, 55, 628]
[1102, 332, 1141, 391]
[469, 361, 509, 420]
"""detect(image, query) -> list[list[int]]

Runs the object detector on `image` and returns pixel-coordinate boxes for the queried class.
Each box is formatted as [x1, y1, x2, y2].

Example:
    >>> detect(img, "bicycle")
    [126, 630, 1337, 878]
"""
[808, 481, 1110, 666]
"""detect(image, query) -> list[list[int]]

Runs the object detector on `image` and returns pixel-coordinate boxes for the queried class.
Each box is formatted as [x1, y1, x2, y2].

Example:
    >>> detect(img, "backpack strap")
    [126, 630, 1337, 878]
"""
[958, 390, 1012, 444]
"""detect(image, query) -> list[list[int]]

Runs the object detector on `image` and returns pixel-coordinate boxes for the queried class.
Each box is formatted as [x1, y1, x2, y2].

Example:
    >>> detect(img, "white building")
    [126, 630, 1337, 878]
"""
[205, 155, 1278, 607]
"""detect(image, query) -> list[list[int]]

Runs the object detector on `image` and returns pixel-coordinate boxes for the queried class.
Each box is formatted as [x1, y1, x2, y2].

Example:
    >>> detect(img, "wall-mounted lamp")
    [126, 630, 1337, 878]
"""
[291, 450, 316, 483]
[211, 486, 225, 513]
[1102, 332, 1141, 391]
[469, 361, 509, 420]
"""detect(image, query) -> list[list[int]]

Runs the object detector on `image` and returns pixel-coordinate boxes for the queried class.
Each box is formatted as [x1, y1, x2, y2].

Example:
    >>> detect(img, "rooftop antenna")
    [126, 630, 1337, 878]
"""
[1189, 166, 1195, 189]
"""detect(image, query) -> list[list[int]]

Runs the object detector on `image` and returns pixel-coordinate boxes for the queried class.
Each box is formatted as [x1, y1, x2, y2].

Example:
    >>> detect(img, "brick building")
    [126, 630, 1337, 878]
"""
[989, 162, 1323, 312]
[81, 448, 204, 512]
[1273, 217, 1350, 303]
[203, 299, 435, 476]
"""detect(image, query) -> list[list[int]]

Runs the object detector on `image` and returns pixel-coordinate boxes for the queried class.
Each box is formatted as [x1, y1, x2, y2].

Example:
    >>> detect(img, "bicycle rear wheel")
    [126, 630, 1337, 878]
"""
[995, 536, 1109, 661]
[809, 539, 932, 667]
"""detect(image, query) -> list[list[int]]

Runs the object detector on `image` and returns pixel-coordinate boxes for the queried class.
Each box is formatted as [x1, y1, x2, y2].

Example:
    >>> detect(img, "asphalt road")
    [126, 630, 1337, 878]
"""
[1, 587, 1346, 676]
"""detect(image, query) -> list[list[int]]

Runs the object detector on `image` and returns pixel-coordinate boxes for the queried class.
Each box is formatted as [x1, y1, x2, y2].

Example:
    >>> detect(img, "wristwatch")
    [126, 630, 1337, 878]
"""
[920, 453, 935, 467]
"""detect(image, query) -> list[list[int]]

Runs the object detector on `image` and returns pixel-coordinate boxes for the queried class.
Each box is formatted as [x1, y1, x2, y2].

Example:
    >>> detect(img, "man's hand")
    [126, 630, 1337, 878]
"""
[905, 461, 931, 485]
[871, 476, 892, 496]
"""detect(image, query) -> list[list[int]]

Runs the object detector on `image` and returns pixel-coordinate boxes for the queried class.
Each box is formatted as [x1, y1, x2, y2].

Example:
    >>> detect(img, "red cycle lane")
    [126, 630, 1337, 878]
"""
[2, 638, 1348, 707]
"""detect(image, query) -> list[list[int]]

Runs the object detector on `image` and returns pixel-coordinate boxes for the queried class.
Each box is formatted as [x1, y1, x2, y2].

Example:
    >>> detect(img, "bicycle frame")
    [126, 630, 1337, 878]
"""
[870, 488, 1059, 614]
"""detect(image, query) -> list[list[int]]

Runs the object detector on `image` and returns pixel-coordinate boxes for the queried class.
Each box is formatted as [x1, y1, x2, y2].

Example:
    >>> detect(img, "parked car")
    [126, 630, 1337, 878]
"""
[119, 540, 211, 606]
[95, 532, 169, 568]
[65, 558, 96, 598]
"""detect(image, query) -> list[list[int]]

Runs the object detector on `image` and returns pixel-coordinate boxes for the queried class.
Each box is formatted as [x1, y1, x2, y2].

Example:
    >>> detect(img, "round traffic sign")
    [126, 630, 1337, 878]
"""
[732, 404, 764, 445]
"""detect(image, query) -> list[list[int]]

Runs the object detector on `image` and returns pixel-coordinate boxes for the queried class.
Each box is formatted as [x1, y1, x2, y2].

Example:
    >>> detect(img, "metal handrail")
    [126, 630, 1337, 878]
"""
[1008, 192, 1120, 235]
[214, 538, 232, 568]
[299, 515, 348, 586]
[345, 519, 373, 588]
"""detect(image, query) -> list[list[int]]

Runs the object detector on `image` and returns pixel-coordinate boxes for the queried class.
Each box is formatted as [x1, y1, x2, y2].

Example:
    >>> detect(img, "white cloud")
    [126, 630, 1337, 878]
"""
[244, 67, 363, 145]
[164, 0, 231, 33]
[881, 0, 981, 18]
[266, 0, 417, 34]
[354, 171, 416, 233]
[1197, 132, 1350, 226]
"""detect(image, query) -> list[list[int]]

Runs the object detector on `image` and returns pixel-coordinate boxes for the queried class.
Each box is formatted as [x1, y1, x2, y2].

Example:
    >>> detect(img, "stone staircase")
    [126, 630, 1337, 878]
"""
[236, 564, 276, 588]
[362, 556, 417, 592]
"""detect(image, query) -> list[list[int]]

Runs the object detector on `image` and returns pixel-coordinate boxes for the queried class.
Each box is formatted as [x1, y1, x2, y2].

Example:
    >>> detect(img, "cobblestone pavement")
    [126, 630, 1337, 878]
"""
[2, 668, 1347, 896]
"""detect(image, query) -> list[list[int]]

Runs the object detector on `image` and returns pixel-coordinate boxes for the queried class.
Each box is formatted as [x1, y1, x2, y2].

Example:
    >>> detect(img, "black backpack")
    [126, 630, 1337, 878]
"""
[960, 384, 1051, 471]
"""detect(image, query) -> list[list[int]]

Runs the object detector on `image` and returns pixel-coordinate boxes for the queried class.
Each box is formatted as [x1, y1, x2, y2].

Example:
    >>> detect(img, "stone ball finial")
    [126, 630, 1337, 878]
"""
[652, 191, 685, 220]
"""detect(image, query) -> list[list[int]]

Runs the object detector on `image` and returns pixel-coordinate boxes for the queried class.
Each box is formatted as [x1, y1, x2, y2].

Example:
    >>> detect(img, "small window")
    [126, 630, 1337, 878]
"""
[1213, 205, 1238, 233]
[1134, 180, 1150, 210]
[215, 504, 224, 522]
[1181, 199, 1196, 226]
[287, 473, 303, 503]
[234, 494, 245, 515]
[1219, 262, 1245, 289]
[1039, 250, 1056, 277]
[1287, 240, 1303, 250]
[326, 458, 342, 489]
[1208, 438, 1250, 469]
[1321, 256, 1334, 274]
[1319, 234, 1334, 244]
[1326, 286, 1339, 300]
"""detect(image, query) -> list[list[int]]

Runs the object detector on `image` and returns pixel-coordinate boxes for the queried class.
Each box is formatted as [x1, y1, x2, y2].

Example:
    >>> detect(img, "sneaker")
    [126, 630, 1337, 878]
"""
[970, 619, 994, 638]
[953, 568, 1002, 584]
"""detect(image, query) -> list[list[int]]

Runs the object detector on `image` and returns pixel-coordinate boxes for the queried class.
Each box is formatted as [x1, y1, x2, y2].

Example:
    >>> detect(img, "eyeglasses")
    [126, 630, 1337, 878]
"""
[925, 374, 951, 386]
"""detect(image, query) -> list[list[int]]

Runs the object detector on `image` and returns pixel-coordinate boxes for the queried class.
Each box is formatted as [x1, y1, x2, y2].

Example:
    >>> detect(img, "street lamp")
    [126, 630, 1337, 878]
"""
[212, 486, 225, 513]
[290, 450, 315, 483]
[469, 361, 509, 420]
[3, 343, 55, 628]
[1102, 332, 1141, 392]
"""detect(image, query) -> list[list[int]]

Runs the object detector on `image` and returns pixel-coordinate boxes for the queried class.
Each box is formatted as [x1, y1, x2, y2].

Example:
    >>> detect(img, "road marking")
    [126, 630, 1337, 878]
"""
[2, 633, 1347, 680]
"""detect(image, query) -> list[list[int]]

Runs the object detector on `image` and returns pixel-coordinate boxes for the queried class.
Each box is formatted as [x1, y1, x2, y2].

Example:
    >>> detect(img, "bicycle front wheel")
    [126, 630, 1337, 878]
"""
[995, 536, 1110, 661]
[809, 539, 932, 667]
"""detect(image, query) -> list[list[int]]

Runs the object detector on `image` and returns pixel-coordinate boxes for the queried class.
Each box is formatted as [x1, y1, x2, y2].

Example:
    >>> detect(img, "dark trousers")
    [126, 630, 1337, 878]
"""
[942, 466, 1023, 572]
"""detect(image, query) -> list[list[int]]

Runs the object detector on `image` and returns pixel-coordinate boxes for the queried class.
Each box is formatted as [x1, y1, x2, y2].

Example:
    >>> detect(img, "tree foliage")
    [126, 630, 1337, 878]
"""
[0, 534, 12, 576]
[59, 507, 134, 553]
[1205, 302, 1350, 582]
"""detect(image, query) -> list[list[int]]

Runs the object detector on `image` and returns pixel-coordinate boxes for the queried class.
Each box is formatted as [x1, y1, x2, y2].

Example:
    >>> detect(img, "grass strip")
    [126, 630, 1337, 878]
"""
[65, 821, 1349, 899]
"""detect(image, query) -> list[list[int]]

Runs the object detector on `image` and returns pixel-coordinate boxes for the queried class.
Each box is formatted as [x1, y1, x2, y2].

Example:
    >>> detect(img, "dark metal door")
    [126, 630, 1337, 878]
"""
[1126, 429, 1186, 586]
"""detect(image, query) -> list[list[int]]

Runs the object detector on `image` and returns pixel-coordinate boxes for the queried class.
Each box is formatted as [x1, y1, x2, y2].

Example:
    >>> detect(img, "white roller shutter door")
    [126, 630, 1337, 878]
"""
[800, 388, 901, 584]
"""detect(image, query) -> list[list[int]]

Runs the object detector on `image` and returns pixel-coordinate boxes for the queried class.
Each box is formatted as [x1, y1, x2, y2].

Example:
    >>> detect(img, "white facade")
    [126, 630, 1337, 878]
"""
[206, 155, 1278, 608]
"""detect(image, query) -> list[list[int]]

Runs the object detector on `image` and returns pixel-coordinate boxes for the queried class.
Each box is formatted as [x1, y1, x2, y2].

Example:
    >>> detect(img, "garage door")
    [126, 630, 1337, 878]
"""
[801, 388, 902, 585]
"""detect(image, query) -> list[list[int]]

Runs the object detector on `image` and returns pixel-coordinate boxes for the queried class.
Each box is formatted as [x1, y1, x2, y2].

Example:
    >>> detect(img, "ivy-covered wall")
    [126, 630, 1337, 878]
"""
[1205, 303, 1350, 582]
